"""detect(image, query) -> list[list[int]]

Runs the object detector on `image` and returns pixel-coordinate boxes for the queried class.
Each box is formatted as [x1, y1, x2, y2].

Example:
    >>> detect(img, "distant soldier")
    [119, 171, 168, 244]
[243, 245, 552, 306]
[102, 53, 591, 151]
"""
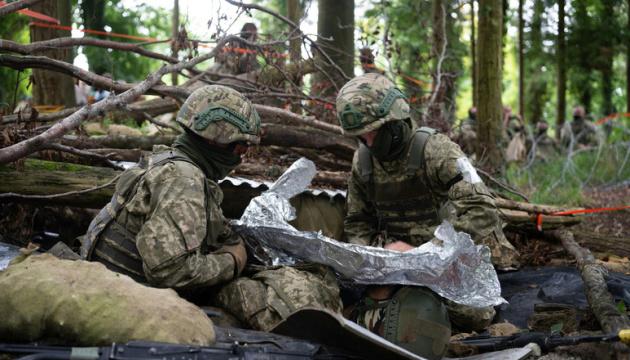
[452, 107, 477, 156]
[503, 107, 527, 162]
[529, 121, 559, 161]
[561, 106, 601, 149]
[213, 23, 260, 76]
[359, 47, 385, 75]
[335, 73, 520, 359]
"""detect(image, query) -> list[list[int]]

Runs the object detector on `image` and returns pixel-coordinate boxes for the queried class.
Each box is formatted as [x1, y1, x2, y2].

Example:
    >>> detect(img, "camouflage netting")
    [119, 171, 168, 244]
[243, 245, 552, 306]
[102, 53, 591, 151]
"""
[0, 251, 215, 345]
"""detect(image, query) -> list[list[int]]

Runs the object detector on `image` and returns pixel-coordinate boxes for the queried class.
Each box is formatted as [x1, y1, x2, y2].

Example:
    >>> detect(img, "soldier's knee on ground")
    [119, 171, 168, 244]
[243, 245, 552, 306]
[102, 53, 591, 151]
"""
[445, 299, 496, 333]
[213, 266, 342, 332]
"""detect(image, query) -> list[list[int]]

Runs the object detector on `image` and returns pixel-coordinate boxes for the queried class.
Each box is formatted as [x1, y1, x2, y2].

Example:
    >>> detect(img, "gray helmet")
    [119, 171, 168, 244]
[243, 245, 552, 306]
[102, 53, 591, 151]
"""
[335, 73, 410, 136]
[176, 85, 261, 145]
[383, 287, 451, 359]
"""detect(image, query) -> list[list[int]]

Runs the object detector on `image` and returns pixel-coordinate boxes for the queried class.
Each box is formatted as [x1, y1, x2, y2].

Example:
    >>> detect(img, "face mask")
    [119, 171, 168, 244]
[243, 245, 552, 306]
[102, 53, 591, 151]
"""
[369, 120, 410, 162]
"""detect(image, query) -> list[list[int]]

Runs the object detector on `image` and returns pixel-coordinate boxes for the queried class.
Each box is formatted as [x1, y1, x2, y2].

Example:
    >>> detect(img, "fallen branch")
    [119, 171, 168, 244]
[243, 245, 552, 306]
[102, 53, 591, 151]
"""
[255, 104, 342, 134]
[0, 0, 42, 17]
[0, 54, 191, 99]
[0, 35, 238, 164]
[0, 37, 177, 64]
[549, 230, 630, 355]
[41, 143, 125, 170]
[494, 198, 580, 216]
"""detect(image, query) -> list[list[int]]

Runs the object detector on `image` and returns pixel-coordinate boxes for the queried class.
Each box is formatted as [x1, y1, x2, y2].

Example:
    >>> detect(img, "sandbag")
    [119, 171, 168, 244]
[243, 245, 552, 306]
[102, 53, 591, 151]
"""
[0, 251, 215, 345]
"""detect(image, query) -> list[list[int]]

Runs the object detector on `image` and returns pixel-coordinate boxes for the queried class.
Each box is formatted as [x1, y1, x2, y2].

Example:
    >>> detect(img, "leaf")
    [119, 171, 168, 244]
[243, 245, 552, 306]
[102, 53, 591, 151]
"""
[618, 301, 627, 314]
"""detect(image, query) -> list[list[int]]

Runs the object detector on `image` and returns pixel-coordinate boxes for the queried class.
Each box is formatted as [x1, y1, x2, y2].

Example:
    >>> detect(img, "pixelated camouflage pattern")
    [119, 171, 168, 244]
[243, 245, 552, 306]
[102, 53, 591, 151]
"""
[84, 145, 239, 290]
[336, 73, 410, 136]
[444, 299, 496, 333]
[177, 85, 261, 145]
[214, 266, 342, 332]
[345, 133, 520, 270]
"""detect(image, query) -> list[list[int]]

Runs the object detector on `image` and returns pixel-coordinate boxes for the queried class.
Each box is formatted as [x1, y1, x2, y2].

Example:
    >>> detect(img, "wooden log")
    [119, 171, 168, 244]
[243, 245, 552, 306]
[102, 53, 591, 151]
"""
[575, 231, 630, 258]
[58, 123, 356, 160]
[549, 230, 630, 356]
[0, 159, 349, 220]
[495, 197, 581, 215]
[499, 208, 582, 231]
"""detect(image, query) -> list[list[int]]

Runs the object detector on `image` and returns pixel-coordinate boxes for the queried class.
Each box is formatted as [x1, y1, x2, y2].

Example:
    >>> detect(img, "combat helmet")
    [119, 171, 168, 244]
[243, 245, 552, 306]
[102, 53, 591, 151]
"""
[336, 73, 410, 136]
[382, 287, 451, 360]
[176, 85, 261, 145]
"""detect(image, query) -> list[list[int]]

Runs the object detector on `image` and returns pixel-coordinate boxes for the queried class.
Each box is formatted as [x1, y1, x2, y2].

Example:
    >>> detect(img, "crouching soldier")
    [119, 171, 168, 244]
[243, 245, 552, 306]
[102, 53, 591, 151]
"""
[336, 74, 520, 359]
[81, 84, 342, 331]
[81, 85, 257, 289]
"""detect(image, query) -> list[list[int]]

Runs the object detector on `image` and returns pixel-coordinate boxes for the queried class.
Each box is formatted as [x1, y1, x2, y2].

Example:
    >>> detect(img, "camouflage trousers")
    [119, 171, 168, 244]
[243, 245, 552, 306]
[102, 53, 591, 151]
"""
[351, 287, 495, 334]
[213, 266, 343, 332]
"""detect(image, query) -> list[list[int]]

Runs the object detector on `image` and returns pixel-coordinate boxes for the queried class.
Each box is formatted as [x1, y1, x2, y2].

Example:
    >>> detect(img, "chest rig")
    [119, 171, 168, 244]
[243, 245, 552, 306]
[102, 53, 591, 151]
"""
[357, 127, 439, 243]
[81, 150, 199, 282]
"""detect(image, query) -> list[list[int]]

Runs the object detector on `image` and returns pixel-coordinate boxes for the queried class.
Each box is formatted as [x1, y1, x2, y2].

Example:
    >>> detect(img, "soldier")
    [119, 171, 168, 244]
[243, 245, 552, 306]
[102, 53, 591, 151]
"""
[561, 106, 601, 149]
[336, 73, 519, 359]
[452, 107, 477, 156]
[503, 107, 528, 163]
[82, 85, 342, 331]
[530, 121, 559, 161]
[81, 85, 259, 289]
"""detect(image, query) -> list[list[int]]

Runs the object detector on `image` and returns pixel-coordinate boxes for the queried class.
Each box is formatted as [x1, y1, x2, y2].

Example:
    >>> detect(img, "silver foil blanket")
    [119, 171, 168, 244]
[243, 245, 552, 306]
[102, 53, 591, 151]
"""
[234, 158, 505, 307]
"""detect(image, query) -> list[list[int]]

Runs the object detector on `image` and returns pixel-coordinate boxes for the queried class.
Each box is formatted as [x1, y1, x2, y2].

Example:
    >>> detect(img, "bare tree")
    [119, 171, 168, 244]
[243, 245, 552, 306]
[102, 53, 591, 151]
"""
[518, 0, 524, 122]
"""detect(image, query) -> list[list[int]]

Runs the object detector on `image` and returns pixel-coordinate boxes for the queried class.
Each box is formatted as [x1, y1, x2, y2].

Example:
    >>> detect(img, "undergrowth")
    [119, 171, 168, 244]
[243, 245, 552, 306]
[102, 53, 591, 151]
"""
[504, 142, 630, 206]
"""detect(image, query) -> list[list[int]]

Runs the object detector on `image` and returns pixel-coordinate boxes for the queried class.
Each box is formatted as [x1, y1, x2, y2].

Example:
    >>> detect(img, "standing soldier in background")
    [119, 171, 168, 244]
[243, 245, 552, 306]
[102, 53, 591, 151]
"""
[503, 106, 528, 163]
[335, 73, 519, 359]
[561, 106, 601, 149]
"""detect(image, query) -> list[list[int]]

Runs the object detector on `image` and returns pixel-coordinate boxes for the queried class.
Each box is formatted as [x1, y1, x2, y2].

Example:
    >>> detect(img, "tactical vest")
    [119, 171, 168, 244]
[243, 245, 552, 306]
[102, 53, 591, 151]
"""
[356, 127, 442, 244]
[81, 150, 197, 282]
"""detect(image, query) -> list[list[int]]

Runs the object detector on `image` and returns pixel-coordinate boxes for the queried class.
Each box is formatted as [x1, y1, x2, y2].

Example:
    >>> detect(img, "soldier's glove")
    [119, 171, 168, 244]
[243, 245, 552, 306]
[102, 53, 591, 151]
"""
[216, 240, 247, 278]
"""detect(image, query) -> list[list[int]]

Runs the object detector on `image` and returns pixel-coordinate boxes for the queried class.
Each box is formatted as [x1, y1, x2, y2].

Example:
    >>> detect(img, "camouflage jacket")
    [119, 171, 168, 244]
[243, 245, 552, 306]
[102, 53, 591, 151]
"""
[344, 133, 519, 269]
[560, 120, 600, 148]
[82, 145, 238, 290]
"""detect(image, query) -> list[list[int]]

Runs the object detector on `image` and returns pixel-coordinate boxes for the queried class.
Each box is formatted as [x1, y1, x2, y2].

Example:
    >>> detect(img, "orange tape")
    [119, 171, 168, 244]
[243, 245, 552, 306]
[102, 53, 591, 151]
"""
[595, 112, 630, 126]
[535, 205, 630, 231]
[0, 1, 60, 24]
[30, 21, 160, 42]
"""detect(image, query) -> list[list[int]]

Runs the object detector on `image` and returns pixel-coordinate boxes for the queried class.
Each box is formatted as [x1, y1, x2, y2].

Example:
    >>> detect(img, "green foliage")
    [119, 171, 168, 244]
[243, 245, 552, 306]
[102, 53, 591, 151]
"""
[0, 14, 31, 109]
[79, 0, 171, 82]
[505, 142, 630, 205]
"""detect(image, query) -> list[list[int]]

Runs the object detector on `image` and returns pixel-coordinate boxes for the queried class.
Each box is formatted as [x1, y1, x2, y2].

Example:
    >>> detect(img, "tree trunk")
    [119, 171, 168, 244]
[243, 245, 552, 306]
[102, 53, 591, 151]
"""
[525, 0, 546, 125]
[29, 0, 76, 107]
[80, 0, 107, 75]
[171, 0, 179, 86]
[471, 0, 477, 107]
[312, 0, 354, 124]
[556, 0, 566, 139]
[600, 0, 615, 116]
[426, 0, 447, 130]
[518, 0, 524, 122]
[287, 0, 303, 113]
[628, 0, 630, 113]
[475, 0, 504, 172]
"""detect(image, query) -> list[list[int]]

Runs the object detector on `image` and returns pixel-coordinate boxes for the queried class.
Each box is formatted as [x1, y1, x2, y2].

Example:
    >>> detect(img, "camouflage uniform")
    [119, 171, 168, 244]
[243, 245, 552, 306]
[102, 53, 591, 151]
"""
[560, 117, 600, 149]
[81, 85, 261, 289]
[530, 122, 559, 161]
[452, 108, 477, 157]
[337, 74, 517, 339]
